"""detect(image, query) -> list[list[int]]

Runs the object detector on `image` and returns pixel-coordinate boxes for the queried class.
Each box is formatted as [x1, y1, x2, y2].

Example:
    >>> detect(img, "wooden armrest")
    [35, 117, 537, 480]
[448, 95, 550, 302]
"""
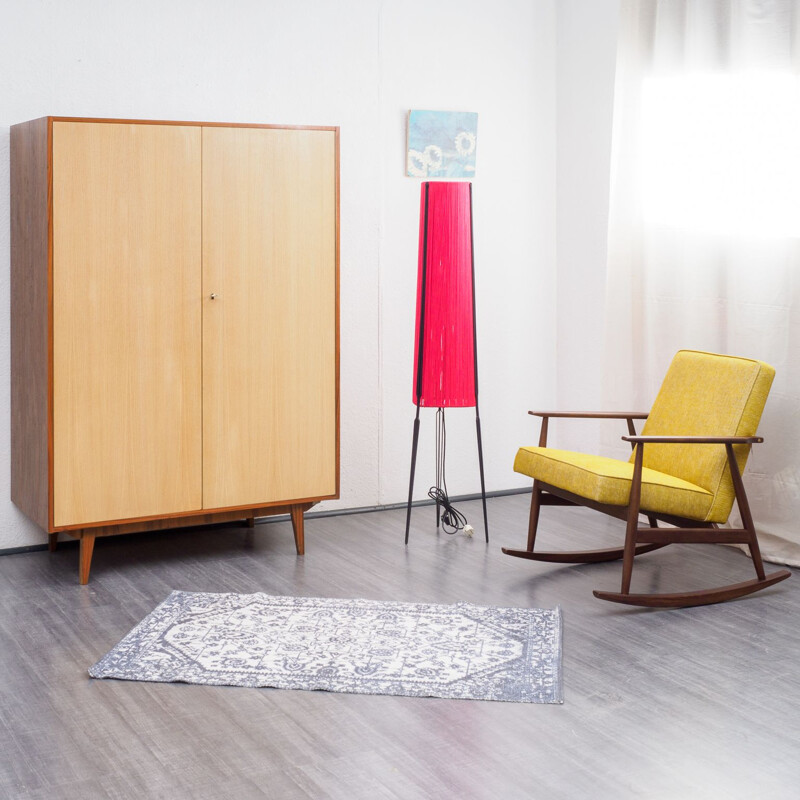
[529, 411, 649, 419]
[529, 411, 649, 448]
[622, 435, 763, 444]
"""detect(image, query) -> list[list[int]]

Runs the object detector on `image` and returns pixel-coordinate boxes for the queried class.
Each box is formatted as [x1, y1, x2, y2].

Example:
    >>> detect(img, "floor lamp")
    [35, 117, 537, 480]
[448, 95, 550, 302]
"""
[404, 181, 489, 544]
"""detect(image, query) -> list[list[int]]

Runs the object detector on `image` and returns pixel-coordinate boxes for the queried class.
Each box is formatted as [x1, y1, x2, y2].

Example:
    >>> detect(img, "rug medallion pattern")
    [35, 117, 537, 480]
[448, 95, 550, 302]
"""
[90, 592, 562, 703]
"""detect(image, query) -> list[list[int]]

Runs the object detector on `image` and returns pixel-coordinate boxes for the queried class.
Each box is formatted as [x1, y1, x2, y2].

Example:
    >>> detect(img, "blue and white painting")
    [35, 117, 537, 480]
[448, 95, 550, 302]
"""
[407, 110, 478, 178]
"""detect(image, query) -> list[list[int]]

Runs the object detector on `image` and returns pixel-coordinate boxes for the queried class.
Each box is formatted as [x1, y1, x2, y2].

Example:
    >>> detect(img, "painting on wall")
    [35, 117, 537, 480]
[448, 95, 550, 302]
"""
[407, 110, 478, 179]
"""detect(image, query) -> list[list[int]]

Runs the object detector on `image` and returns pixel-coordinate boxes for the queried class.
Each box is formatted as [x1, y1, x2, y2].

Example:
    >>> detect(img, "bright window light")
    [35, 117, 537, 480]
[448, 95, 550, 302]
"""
[640, 72, 800, 237]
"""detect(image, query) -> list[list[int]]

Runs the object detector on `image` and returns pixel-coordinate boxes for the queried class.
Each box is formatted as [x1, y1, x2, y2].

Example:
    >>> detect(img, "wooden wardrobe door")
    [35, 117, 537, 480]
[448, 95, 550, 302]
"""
[52, 122, 203, 526]
[202, 127, 337, 509]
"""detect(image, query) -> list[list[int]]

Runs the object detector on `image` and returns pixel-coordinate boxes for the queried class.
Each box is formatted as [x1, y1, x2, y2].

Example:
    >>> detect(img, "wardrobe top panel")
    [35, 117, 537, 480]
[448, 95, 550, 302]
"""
[22, 116, 339, 133]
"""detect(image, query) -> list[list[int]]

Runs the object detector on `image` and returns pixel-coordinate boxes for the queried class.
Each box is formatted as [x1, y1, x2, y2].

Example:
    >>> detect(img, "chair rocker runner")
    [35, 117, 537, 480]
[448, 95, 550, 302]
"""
[503, 350, 791, 608]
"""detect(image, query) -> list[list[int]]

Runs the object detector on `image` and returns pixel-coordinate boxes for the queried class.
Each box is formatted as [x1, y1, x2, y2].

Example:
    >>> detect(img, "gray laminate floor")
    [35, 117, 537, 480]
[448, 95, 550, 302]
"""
[1, 493, 798, 800]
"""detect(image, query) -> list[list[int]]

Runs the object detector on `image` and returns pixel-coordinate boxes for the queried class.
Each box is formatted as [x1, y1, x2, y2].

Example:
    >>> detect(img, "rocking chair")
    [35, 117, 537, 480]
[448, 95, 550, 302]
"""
[503, 350, 791, 607]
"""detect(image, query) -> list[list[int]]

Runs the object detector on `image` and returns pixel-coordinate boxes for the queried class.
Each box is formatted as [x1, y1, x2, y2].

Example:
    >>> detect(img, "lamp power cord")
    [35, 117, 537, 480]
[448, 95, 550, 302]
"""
[427, 408, 472, 536]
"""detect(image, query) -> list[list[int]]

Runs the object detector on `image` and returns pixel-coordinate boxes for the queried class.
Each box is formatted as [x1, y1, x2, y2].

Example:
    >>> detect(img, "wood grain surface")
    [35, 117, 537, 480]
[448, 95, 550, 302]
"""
[51, 121, 203, 526]
[0, 494, 796, 799]
[201, 126, 337, 509]
[10, 117, 51, 531]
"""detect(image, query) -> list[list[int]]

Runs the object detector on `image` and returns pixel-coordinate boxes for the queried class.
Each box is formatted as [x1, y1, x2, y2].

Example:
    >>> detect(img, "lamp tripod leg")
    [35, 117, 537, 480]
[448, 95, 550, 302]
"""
[476, 411, 489, 542]
[405, 410, 422, 544]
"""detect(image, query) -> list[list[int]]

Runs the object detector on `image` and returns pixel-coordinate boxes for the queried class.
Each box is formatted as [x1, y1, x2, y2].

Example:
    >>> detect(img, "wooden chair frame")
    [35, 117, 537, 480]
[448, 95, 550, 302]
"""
[502, 412, 791, 608]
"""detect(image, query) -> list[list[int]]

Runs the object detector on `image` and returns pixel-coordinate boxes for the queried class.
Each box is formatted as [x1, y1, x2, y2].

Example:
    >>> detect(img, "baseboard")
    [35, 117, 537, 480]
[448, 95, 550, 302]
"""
[297, 487, 532, 521]
[0, 543, 54, 556]
[0, 487, 532, 556]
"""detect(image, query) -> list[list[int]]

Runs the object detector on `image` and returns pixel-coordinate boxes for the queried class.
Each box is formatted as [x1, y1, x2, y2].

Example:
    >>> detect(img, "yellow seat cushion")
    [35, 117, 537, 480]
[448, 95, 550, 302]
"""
[514, 447, 714, 521]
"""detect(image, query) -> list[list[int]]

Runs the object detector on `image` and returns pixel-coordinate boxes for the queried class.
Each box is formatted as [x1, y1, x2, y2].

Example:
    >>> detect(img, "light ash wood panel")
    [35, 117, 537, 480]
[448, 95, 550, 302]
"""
[202, 127, 337, 509]
[10, 117, 51, 531]
[52, 121, 203, 526]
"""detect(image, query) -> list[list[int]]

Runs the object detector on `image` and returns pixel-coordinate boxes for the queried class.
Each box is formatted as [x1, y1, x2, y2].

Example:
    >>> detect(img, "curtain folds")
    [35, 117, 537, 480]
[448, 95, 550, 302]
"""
[604, 0, 800, 565]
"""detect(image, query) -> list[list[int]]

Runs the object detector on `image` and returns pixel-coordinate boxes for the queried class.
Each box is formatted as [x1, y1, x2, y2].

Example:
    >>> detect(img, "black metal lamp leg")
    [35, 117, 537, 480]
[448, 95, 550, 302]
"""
[476, 410, 489, 542]
[434, 407, 444, 529]
[405, 408, 422, 544]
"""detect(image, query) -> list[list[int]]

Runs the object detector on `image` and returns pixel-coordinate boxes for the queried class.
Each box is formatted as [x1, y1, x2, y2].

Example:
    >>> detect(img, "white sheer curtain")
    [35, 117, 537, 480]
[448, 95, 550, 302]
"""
[604, 0, 800, 565]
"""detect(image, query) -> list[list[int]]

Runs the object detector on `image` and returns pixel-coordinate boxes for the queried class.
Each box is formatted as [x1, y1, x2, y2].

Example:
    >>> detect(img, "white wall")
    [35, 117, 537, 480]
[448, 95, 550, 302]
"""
[554, 0, 620, 452]
[0, 0, 562, 550]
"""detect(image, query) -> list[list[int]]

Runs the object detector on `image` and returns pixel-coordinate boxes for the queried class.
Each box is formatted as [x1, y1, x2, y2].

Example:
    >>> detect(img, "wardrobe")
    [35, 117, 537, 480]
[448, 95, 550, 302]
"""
[11, 117, 339, 583]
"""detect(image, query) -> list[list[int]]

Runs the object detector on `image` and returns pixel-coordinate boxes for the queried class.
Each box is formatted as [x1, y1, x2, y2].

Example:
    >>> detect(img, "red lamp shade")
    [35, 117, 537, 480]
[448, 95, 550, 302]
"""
[412, 181, 476, 407]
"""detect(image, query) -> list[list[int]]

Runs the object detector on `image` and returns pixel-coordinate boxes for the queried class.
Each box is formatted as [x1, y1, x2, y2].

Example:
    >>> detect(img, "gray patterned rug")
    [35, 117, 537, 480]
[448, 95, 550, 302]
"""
[89, 592, 563, 703]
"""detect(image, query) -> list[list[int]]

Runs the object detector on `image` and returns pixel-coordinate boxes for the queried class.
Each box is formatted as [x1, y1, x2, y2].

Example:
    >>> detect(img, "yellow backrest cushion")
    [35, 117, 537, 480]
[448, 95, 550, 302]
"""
[633, 350, 775, 522]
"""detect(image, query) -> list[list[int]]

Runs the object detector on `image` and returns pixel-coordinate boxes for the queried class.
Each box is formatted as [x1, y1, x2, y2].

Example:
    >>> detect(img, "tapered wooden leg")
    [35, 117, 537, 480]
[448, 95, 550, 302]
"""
[620, 445, 644, 594]
[746, 531, 768, 581]
[245, 517, 255, 528]
[79, 531, 96, 585]
[48, 533, 58, 552]
[620, 511, 639, 594]
[526, 481, 543, 552]
[726, 443, 767, 581]
[290, 505, 305, 555]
